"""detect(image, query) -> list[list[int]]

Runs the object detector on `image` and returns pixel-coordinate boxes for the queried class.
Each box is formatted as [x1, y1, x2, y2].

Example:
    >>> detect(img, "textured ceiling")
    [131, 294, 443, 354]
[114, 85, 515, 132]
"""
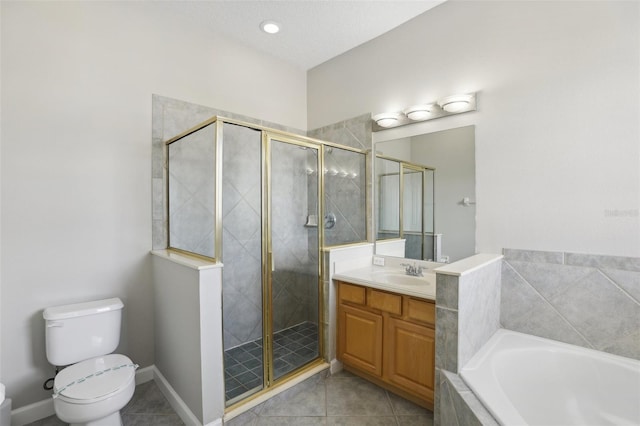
[154, 1, 445, 70]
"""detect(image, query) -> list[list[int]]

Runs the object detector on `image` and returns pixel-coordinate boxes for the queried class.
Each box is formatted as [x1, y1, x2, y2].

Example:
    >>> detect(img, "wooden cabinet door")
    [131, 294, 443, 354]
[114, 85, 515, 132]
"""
[384, 317, 435, 402]
[338, 304, 383, 376]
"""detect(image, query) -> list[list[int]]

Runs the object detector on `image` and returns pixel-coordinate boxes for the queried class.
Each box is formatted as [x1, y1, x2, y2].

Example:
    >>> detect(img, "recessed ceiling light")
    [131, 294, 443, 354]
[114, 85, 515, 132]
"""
[260, 20, 280, 34]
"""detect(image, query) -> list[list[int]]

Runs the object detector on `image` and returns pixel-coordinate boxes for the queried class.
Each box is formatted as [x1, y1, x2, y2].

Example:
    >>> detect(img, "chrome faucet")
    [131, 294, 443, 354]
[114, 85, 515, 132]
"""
[401, 262, 423, 277]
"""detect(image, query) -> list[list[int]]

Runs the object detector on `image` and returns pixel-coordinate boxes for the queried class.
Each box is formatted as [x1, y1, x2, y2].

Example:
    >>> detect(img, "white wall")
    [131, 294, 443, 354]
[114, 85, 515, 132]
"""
[1, 1, 306, 408]
[309, 0, 640, 258]
[411, 126, 475, 262]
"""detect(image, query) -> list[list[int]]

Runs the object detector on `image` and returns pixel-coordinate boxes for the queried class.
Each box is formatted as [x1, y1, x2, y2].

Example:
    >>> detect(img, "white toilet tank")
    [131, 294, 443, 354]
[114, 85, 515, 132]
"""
[43, 298, 124, 366]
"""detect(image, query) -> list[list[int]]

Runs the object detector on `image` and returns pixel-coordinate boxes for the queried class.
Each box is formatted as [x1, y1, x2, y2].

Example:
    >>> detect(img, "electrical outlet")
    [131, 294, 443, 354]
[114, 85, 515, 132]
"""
[372, 256, 385, 266]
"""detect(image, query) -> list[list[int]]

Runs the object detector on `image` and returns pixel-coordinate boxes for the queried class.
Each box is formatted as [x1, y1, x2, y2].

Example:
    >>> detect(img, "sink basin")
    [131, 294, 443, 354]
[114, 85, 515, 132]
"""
[374, 271, 434, 286]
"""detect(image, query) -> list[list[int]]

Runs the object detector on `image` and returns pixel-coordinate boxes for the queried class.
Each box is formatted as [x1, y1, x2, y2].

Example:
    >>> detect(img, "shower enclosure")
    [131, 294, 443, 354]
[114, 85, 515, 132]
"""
[221, 125, 322, 404]
[166, 117, 328, 407]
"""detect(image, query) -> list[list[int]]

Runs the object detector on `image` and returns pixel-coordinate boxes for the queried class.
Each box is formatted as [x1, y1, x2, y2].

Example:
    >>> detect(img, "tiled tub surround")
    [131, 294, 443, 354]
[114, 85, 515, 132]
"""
[434, 249, 640, 425]
[434, 254, 503, 373]
[433, 254, 503, 426]
[501, 248, 640, 359]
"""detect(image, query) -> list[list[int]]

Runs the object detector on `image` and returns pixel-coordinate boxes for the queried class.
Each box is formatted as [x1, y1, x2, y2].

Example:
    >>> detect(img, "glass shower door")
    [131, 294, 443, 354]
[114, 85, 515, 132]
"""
[222, 123, 265, 405]
[267, 136, 321, 381]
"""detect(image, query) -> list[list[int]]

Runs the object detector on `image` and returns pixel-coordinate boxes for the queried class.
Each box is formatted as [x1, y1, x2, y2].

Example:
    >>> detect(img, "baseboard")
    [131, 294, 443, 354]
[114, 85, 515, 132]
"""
[151, 366, 205, 426]
[11, 365, 165, 426]
[10, 398, 53, 426]
[135, 365, 155, 385]
[330, 358, 343, 374]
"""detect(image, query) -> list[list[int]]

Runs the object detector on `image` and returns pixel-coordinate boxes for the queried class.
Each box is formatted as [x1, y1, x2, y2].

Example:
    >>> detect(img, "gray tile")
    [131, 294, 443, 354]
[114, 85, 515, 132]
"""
[433, 369, 441, 426]
[327, 369, 358, 380]
[435, 306, 458, 372]
[326, 376, 393, 416]
[256, 417, 325, 426]
[396, 415, 434, 426]
[507, 260, 594, 300]
[601, 268, 640, 302]
[601, 328, 640, 359]
[387, 391, 431, 416]
[259, 374, 326, 417]
[122, 413, 185, 426]
[123, 381, 175, 415]
[448, 391, 489, 426]
[437, 375, 459, 426]
[549, 270, 640, 351]
[436, 274, 458, 309]
[565, 252, 640, 272]
[457, 261, 501, 368]
[24, 415, 66, 426]
[224, 409, 259, 426]
[499, 262, 533, 328]
[503, 248, 563, 264]
[441, 370, 470, 392]
[326, 416, 396, 426]
[500, 262, 590, 348]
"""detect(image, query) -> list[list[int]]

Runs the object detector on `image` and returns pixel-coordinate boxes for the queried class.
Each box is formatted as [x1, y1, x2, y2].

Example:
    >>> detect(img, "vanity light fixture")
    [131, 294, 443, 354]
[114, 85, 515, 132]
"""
[403, 104, 435, 121]
[373, 112, 401, 128]
[372, 92, 477, 132]
[260, 20, 281, 34]
[437, 94, 474, 113]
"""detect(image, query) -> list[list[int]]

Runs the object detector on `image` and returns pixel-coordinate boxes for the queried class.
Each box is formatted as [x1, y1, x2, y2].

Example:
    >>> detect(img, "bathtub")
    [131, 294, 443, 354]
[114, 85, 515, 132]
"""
[460, 329, 640, 426]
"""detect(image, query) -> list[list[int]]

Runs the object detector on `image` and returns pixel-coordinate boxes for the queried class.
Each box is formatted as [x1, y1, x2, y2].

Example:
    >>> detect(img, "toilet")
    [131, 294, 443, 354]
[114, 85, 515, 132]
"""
[43, 298, 137, 426]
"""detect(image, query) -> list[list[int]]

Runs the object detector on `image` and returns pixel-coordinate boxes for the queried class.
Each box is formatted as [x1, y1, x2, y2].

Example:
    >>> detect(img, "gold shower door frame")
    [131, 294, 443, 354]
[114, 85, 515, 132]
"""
[261, 131, 326, 391]
[215, 119, 327, 411]
[165, 115, 369, 411]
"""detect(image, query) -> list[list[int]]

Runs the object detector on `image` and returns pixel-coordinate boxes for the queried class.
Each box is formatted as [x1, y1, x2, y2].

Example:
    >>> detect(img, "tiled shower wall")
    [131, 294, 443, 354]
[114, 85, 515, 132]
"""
[308, 114, 372, 246]
[501, 248, 640, 360]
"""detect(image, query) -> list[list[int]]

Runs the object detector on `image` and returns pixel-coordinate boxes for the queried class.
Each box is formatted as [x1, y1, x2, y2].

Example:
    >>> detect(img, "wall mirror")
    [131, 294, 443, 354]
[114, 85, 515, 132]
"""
[374, 125, 475, 263]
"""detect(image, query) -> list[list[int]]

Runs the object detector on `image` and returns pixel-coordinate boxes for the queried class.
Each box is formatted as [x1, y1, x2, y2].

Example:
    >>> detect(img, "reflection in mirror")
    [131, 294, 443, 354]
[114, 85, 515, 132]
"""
[376, 159, 435, 261]
[167, 123, 216, 259]
[376, 157, 400, 240]
[375, 125, 475, 263]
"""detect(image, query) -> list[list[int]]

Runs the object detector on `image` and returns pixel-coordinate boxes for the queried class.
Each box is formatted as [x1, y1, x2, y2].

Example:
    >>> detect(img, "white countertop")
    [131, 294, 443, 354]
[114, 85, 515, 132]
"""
[333, 265, 436, 300]
[433, 253, 503, 276]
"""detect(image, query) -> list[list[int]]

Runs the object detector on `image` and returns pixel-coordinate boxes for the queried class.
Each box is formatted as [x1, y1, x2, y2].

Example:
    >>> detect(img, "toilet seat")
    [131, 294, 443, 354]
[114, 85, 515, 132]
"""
[53, 354, 137, 404]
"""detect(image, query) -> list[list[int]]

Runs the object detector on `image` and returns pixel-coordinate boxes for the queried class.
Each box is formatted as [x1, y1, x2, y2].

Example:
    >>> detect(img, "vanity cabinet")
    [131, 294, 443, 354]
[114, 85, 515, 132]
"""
[336, 280, 435, 409]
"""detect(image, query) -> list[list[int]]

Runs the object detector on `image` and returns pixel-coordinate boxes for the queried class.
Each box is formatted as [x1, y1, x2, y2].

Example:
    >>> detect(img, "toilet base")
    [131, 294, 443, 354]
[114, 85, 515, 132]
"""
[69, 411, 122, 426]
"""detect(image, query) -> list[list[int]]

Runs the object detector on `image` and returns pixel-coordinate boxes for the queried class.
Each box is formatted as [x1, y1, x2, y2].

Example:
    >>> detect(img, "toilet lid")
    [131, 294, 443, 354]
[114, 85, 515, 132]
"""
[54, 354, 137, 402]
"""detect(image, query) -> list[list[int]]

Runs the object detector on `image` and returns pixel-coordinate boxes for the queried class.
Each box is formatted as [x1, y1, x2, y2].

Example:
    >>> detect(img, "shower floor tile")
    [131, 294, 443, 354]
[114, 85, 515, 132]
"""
[224, 321, 319, 403]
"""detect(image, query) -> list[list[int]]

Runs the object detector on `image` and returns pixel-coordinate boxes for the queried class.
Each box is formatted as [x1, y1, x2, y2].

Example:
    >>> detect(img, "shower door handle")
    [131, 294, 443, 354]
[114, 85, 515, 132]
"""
[269, 252, 275, 272]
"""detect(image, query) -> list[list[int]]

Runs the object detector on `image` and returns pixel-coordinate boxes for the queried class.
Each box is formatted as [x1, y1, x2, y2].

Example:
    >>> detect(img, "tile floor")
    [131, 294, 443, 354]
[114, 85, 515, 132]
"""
[225, 370, 434, 426]
[26, 370, 433, 426]
[225, 321, 319, 402]
[25, 380, 183, 426]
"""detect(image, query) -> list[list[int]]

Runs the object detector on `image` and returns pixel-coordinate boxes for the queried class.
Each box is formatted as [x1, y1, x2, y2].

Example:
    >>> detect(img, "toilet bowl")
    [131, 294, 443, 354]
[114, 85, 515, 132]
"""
[53, 354, 137, 426]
